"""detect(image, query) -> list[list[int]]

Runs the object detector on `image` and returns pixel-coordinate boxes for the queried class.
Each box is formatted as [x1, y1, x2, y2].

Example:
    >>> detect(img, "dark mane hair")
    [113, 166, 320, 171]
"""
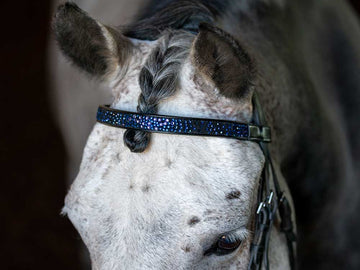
[123, 0, 230, 40]
[123, 31, 194, 152]
[122, 0, 232, 152]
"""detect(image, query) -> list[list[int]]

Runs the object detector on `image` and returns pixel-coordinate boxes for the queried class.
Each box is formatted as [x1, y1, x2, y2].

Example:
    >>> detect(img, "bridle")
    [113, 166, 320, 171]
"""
[96, 93, 296, 269]
[248, 93, 296, 270]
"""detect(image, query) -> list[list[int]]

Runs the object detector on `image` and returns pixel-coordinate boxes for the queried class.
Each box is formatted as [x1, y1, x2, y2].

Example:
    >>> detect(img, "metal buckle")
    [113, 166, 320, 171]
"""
[256, 191, 274, 214]
[256, 202, 265, 214]
[268, 191, 274, 204]
[249, 125, 271, 142]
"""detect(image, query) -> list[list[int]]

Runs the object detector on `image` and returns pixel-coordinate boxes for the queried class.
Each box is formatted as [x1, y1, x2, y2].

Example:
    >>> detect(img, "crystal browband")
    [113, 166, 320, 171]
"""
[96, 105, 271, 142]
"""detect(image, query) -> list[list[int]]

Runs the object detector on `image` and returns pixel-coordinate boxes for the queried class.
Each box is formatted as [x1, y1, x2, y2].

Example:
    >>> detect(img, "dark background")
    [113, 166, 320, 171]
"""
[0, 1, 359, 269]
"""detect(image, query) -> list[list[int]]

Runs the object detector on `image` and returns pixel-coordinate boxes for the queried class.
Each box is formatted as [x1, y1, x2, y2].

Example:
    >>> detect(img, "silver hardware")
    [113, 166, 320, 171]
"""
[268, 191, 274, 204]
[249, 125, 271, 142]
[256, 202, 264, 214]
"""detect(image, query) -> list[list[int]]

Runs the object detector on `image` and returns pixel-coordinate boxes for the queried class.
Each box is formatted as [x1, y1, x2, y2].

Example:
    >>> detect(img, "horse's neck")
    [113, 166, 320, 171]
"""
[220, 2, 360, 268]
[220, 1, 349, 162]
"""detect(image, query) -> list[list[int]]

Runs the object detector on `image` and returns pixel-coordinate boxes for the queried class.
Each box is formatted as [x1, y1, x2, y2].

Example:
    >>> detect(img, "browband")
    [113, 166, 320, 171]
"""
[96, 105, 271, 142]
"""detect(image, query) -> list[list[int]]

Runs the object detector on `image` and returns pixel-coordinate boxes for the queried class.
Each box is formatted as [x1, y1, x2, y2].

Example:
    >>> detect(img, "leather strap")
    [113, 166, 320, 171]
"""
[96, 105, 271, 142]
[248, 93, 296, 270]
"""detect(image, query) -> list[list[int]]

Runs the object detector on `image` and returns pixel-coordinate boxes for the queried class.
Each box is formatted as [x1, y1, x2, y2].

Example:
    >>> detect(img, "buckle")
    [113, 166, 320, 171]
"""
[256, 191, 274, 214]
[249, 125, 271, 142]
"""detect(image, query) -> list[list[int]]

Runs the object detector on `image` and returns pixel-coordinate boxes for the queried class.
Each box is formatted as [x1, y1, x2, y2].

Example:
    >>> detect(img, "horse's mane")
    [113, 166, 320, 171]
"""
[122, 0, 235, 152]
[123, 0, 230, 40]
[123, 30, 194, 152]
[122, 0, 231, 152]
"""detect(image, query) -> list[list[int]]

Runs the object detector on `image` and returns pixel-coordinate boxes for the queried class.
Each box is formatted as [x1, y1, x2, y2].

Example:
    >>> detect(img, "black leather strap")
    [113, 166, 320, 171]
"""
[96, 105, 271, 142]
[248, 93, 296, 270]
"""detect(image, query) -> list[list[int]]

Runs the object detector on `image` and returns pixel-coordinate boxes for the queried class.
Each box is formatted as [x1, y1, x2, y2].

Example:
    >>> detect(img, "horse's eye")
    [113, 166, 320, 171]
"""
[218, 235, 242, 250]
[204, 234, 243, 256]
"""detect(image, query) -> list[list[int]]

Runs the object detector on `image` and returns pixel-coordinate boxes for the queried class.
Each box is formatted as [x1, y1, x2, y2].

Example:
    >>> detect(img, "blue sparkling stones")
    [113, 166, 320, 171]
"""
[96, 106, 270, 142]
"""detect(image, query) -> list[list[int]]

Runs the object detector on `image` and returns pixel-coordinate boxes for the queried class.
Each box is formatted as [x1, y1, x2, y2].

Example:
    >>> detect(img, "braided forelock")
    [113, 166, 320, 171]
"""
[124, 30, 195, 152]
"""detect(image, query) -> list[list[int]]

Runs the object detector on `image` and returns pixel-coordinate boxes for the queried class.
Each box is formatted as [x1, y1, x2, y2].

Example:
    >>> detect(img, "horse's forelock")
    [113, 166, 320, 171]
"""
[123, 30, 195, 152]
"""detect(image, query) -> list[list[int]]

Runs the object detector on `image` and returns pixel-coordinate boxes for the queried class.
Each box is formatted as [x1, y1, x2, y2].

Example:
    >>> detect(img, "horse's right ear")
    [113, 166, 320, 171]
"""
[191, 23, 256, 99]
[53, 2, 133, 80]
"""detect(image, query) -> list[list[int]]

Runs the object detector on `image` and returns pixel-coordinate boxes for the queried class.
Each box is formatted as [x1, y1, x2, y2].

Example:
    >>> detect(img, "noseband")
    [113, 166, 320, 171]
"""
[96, 93, 296, 270]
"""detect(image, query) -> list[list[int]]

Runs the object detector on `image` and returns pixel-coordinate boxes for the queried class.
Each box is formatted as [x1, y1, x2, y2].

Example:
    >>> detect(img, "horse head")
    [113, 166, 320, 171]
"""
[53, 2, 294, 269]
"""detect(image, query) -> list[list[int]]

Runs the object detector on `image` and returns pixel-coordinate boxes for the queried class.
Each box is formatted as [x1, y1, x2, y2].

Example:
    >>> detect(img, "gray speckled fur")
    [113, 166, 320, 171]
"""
[52, 0, 360, 269]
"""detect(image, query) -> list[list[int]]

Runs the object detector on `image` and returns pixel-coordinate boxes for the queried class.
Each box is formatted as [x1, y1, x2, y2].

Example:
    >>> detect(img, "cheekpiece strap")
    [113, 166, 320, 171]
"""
[96, 105, 271, 142]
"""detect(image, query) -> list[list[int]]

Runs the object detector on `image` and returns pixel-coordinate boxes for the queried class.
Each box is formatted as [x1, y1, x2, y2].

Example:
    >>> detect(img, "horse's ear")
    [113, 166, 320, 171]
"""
[53, 2, 132, 79]
[191, 23, 256, 99]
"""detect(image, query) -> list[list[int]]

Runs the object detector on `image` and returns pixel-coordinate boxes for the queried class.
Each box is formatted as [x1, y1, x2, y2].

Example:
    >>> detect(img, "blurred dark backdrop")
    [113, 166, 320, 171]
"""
[0, 1, 81, 269]
[0, 1, 359, 269]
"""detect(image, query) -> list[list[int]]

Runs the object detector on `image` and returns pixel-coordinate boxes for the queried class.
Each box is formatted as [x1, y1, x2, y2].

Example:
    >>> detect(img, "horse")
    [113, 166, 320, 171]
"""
[52, 0, 360, 269]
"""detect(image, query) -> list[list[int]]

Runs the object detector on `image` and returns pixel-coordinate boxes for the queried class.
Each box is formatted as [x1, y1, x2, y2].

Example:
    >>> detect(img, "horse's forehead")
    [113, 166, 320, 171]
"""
[72, 124, 263, 211]
[64, 125, 264, 266]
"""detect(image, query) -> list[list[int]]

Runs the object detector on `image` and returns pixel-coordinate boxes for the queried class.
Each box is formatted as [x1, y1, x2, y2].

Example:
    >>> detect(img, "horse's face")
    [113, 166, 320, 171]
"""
[68, 123, 264, 270]
[54, 3, 286, 269]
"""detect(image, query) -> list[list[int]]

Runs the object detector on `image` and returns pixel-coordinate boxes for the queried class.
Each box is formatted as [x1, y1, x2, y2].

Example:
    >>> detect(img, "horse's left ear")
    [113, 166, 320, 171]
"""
[191, 23, 256, 99]
[53, 2, 133, 80]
